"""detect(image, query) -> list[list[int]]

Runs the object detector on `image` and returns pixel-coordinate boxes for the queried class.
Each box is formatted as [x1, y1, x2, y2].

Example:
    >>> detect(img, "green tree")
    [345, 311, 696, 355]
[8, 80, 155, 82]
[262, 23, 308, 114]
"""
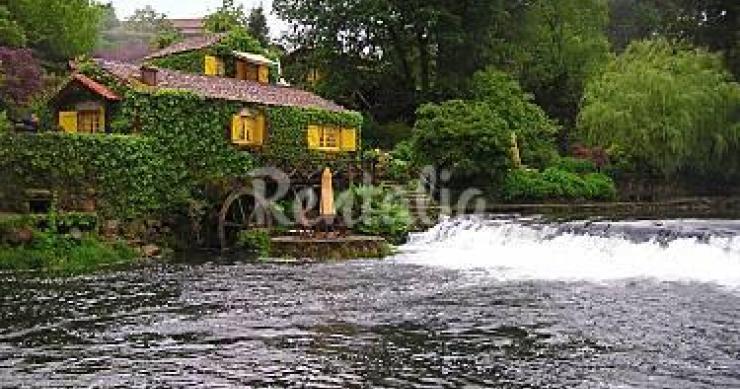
[606, 0, 739, 78]
[247, 5, 270, 47]
[273, 0, 522, 120]
[413, 69, 558, 187]
[6, 0, 102, 60]
[123, 6, 182, 49]
[511, 0, 611, 148]
[606, 0, 662, 52]
[204, 0, 248, 33]
[0, 6, 26, 48]
[577, 39, 740, 181]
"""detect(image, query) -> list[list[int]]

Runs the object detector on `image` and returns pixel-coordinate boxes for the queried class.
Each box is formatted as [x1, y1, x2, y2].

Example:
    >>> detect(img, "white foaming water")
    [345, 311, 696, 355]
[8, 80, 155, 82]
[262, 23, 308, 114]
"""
[395, 217, 740, 286]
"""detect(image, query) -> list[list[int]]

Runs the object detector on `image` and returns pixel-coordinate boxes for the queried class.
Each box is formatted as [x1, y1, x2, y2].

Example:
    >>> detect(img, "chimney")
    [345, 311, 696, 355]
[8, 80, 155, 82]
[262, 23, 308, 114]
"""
[140, 65, 158, 86]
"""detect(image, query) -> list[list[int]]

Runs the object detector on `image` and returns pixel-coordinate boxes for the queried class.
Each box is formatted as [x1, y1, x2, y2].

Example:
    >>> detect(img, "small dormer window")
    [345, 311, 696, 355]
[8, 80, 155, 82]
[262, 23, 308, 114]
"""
[233, 51, 276, 84]
[205, 55, 225, 76]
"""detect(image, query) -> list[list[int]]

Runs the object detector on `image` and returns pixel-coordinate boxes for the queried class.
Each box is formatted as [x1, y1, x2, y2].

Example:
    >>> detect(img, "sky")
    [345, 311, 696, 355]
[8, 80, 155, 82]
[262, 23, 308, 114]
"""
[107, 0, 289, 37]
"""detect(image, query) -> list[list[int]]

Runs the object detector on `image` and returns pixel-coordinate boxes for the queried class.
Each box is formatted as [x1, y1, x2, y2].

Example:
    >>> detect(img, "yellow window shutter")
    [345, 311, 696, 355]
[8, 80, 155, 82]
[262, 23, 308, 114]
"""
[258, 65, 269, 84]
[59, 111, 78, 133]
[255, 113, 266, 145]
[307, 125, 320, 149]
[205, 55, 217, 76]
[340, 128, 357, 151]
[231, 115, 241, 142]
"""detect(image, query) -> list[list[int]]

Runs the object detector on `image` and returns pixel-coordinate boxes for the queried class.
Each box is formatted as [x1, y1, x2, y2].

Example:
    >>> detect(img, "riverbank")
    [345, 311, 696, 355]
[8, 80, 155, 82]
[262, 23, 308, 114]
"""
[0, 213, 140, 274]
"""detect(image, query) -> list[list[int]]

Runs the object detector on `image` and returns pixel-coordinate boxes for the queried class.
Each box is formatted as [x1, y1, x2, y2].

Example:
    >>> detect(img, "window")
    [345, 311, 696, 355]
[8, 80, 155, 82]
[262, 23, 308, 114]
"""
[231, 110, 265, 146]
[205, 55, 225, 76]
[319, 127, 340, 150]
[308, 126, 358, 152]
[78, 110, 101, 133]
[58, 108, 105, 134]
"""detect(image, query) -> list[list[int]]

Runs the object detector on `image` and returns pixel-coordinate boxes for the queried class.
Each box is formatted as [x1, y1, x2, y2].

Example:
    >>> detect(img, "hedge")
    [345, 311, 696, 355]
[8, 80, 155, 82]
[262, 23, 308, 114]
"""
[502, 168, 617, 202]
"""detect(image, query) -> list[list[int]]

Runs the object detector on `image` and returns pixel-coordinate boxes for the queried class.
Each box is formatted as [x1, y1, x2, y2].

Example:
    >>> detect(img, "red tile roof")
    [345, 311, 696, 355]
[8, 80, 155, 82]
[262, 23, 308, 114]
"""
[95, 59, 347, 112]
[169, 18, 204, 29]
[144, 34, 224, 60]
[70, 73, 121, 101]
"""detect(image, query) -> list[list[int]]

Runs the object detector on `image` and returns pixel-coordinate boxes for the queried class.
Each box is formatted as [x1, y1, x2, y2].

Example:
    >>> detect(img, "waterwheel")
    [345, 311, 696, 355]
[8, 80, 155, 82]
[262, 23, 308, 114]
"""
[218, 187, 272, 250]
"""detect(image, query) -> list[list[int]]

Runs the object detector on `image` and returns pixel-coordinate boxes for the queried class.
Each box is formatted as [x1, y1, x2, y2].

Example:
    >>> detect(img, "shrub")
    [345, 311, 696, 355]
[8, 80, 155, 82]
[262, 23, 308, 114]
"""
[502, 168, 617, 202]
[236, 229, 271, 257]
[413, 99, 512, 185]
[553, 157, 597, 174]
[0, 230, 136, 273]
[385, 140, 416, 182]
[336, 185, 412, 244]
[583, 173, 618, 200]
[413, 69, 559, 187]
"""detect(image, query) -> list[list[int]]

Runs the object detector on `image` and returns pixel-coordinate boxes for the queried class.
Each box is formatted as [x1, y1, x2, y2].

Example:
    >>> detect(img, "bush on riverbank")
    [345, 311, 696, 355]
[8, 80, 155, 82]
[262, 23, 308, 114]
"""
[0, 231, 136, 273]
[337, 185, 412, 244]
[237, 229, 271, 257]
[0, 214, 136, 273]
[502, 168, 617, 202]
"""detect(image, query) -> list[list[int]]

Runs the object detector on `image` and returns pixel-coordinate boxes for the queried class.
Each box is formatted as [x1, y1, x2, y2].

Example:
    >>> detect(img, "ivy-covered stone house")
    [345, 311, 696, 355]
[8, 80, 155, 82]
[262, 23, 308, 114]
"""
[1, 33, 363, 221]
[52, 33, 360, 155]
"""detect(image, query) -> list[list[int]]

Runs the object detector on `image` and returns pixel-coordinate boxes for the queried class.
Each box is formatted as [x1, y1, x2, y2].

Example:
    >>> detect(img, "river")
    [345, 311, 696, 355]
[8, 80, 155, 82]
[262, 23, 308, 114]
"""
[1, 215, 739, 388]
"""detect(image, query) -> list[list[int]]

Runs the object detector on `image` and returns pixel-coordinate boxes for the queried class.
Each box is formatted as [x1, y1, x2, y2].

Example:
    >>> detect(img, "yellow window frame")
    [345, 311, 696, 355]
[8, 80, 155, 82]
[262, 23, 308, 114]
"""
[317, 126, 341, 151]
[231, 110, 265, 146]
[77, 109, 102, 133]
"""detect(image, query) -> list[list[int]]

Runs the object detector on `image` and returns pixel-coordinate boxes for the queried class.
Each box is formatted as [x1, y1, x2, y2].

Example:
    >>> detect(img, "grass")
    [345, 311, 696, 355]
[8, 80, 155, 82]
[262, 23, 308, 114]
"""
[0, 233, 137, 274]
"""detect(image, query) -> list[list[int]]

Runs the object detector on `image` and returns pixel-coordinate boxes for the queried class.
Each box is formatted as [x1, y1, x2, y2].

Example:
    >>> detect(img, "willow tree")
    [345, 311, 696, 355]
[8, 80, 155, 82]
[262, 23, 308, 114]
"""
[577, 39, 740, 181]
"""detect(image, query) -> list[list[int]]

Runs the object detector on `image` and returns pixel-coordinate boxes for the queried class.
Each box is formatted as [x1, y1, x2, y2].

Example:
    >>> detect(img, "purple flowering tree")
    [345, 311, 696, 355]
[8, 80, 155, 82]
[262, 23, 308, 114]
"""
[0, 46, 43, 112]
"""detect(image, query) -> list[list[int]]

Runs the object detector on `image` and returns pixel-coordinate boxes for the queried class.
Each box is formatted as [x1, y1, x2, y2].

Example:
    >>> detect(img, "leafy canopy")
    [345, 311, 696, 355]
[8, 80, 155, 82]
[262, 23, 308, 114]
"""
[5, 0, 101, 60]
[0, 47, 43, 114]
[204, 0, 248, 33]
[0, 6, 26, 48]
[247, 6, 270, 47]
[413, 69, 558, 185]
[122, 6, 183, 49]
[511, 0, 611, 134]
[577, 38, 740, 180]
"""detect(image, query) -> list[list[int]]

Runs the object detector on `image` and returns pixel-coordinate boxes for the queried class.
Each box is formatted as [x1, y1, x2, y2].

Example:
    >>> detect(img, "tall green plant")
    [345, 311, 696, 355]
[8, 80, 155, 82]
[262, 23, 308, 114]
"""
[577, 38, 740, 181]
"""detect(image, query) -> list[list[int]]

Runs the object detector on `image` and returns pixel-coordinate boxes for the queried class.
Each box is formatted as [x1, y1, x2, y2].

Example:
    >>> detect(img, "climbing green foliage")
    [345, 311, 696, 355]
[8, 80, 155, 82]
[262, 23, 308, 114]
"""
[147, 50, 208, 76]
[121, 90, 257, 181]
[146, 29, 272, 76]
[577, 39, 740, 181]
[0, 133, 179, 218]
